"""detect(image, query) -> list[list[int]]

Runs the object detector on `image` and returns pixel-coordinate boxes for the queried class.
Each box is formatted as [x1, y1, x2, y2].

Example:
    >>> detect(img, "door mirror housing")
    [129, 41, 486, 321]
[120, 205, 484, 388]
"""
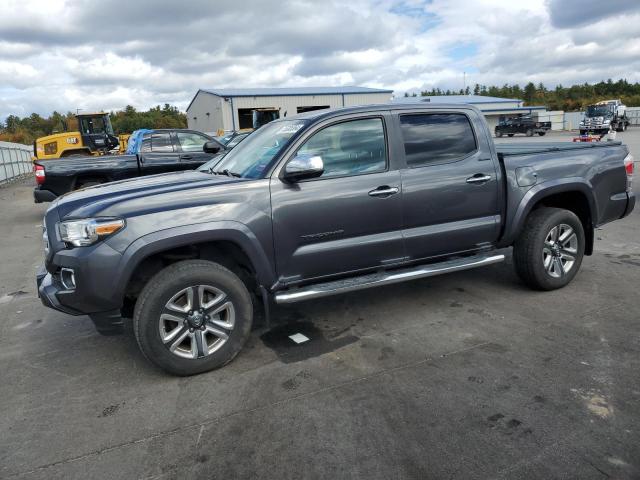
[203, 141, 222, 154]
[283, 154, 324, 182]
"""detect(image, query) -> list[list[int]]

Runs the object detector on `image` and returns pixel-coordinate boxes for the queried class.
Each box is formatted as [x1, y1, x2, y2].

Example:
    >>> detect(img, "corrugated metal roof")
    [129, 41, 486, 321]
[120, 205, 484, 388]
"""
[393, 95, 522, 104]
[200, 86, 394, 97]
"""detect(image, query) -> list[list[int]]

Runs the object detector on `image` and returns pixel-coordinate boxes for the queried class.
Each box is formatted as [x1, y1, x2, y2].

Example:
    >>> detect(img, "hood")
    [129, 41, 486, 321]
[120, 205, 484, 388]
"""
[54, 170, 245, 219]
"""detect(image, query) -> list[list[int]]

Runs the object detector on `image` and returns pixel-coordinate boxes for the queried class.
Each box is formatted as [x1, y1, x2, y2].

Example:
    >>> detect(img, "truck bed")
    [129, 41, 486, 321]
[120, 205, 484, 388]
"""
[495, 141, 623, 156]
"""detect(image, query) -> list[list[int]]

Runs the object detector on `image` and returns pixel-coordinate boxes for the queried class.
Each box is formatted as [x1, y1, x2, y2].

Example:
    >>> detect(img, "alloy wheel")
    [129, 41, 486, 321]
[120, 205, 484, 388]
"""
[158, 285, 235, 359]
[542, 223, 578, 278]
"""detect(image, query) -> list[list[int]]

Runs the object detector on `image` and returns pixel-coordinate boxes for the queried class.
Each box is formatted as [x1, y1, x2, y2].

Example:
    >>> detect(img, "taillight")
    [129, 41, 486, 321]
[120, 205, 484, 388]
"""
[624, 154, 634, 192]
[34, 164, 45, 185]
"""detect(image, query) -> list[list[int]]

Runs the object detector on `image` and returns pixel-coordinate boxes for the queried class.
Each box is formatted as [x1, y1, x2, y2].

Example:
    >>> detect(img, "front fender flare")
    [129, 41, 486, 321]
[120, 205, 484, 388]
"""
[113, 220, 276, 302]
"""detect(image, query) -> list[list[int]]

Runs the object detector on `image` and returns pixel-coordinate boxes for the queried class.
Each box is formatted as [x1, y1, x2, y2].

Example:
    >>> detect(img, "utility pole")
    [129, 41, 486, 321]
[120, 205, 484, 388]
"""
[463, 72, 466, 93]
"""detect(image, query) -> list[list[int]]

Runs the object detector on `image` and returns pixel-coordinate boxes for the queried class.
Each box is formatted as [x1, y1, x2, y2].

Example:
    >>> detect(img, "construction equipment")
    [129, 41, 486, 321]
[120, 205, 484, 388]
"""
[33, 112, 120, 160]
[579, 99, 629, 136]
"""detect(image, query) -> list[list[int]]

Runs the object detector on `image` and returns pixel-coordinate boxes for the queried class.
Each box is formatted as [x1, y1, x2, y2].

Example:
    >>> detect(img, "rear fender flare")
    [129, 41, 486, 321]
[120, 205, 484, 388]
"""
[501, 178, 598, 247]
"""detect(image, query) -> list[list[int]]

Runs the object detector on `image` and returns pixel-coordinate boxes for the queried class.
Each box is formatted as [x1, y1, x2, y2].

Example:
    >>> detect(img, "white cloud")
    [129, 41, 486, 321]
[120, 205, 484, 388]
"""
[1, 0, 639, 120]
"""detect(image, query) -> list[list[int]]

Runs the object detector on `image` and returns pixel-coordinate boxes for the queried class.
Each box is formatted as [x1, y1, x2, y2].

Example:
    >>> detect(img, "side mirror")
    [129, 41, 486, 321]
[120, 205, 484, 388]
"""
[283, 154, 324, 182]
[203, 141, 222, 154]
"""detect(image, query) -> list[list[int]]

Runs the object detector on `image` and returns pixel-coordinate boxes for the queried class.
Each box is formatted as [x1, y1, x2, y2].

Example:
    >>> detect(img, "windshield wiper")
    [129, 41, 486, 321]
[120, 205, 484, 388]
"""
[213, 169, 242, 178]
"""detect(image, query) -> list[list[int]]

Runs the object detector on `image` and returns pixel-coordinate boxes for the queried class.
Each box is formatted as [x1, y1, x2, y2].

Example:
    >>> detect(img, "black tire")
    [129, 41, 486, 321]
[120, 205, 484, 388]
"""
[538, 132, 546, 136]
[513, 207, 585, 291]
[507, 134, 514, 137]
[525, 129, 533, 137]
[133, 260, 253, 376]
[496, 131, 503, 138]
[75, 179, 103, 190]
[62, 150, 91, 158]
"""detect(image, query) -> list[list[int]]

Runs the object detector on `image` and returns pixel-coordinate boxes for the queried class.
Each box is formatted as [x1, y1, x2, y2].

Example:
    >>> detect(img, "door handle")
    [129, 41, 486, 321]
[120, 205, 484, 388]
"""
[181, 155, 193, 160]
[466, 174, 492, 184]
[369, 186, 399, 197]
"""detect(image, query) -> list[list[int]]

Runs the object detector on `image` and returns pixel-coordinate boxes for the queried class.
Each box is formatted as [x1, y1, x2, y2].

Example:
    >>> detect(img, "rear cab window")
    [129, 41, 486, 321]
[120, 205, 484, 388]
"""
[399, 113, 477, 167]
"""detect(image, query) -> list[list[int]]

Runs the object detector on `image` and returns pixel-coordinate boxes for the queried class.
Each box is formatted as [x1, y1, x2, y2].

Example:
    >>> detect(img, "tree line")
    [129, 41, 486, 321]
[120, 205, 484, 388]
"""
[405, 78, 640, 111]
[0, 104, 187, 145]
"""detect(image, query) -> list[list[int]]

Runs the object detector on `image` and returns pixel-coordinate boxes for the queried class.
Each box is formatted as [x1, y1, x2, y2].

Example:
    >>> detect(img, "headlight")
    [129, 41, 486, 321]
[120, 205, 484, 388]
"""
[58, 218, 125, 247]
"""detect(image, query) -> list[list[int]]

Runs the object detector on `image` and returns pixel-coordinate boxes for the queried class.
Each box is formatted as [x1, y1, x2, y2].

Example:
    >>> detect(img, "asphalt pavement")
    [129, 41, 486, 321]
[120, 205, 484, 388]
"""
[1, 129, 639, 479]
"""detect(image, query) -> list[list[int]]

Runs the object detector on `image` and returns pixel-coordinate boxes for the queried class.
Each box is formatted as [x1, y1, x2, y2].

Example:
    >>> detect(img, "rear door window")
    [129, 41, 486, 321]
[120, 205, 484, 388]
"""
[399, 113, 477, 167]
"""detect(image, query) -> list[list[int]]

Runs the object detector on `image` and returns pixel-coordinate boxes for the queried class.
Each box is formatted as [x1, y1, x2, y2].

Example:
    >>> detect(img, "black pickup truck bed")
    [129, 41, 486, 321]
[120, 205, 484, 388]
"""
[33, 129, 223, 202]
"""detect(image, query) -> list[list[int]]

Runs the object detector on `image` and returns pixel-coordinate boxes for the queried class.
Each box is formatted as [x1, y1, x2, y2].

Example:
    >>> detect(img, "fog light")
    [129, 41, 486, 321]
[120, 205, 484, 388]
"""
[60, 268, 76, 290]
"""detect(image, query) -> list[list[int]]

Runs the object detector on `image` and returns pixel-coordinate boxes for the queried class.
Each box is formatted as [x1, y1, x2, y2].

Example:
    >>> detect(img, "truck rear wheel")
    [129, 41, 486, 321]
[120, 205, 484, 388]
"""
[75, 178, 104, 190]
[133, 260, 253, 376]
[513, 207, 585, 291]
[537, 132, 546, 136]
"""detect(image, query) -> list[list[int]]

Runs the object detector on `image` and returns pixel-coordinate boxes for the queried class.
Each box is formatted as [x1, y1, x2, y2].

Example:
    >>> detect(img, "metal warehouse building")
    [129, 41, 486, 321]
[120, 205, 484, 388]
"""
[392, 95, 554, 131]
[187, 86, 393, 134]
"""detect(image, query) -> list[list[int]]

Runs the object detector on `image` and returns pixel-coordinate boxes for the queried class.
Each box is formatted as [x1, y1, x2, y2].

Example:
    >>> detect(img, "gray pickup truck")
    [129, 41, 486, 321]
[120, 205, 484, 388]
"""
[37, 104, 635, 375]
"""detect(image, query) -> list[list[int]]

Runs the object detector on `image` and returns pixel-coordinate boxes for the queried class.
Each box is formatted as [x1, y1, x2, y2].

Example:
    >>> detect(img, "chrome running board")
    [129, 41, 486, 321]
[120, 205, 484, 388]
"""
[274, 253, 505, 304]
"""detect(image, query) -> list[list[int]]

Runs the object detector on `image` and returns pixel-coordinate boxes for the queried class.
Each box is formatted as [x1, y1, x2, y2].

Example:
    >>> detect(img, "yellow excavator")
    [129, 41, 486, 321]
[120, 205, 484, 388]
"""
[32, 112, 129, 160]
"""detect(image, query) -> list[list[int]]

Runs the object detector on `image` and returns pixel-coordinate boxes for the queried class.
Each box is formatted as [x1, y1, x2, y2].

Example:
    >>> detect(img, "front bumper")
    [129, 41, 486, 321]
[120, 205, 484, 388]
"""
[37, 235, 128, 334]
[34, 187, 58, 203]
[36, 264, 81, 315]
[37, 264, 125, 335]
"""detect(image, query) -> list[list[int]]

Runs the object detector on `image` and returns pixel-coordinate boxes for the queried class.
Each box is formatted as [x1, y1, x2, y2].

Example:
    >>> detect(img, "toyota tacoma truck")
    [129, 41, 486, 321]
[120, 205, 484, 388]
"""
[37, 104, 635, 375]
[33, 129, 225, 203]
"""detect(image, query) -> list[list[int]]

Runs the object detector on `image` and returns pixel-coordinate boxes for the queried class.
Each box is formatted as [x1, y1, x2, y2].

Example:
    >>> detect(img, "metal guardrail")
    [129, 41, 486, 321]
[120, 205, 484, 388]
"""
[0, 141, 33, 185]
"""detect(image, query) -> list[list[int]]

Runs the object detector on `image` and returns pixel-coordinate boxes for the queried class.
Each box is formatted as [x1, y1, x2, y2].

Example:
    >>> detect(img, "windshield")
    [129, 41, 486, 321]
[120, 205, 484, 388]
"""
[212, 120, 306, 179]
[198, 153, 226, 172]
[586, 105, 611, 117]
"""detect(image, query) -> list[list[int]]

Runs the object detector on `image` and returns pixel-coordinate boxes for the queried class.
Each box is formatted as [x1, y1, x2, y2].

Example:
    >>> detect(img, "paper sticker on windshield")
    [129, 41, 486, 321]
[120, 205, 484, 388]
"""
[276, 123, 305, 134]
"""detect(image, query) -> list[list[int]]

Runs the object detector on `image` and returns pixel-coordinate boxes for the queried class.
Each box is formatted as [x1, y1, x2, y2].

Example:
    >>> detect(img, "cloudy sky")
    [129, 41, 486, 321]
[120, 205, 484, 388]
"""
[1, 0, 640, 120]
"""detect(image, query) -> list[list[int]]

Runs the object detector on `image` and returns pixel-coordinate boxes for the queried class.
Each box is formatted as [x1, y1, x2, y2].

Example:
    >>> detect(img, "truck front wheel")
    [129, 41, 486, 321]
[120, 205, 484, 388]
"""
[133, 260, 253, 376]
[513, 207, 585, 291]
